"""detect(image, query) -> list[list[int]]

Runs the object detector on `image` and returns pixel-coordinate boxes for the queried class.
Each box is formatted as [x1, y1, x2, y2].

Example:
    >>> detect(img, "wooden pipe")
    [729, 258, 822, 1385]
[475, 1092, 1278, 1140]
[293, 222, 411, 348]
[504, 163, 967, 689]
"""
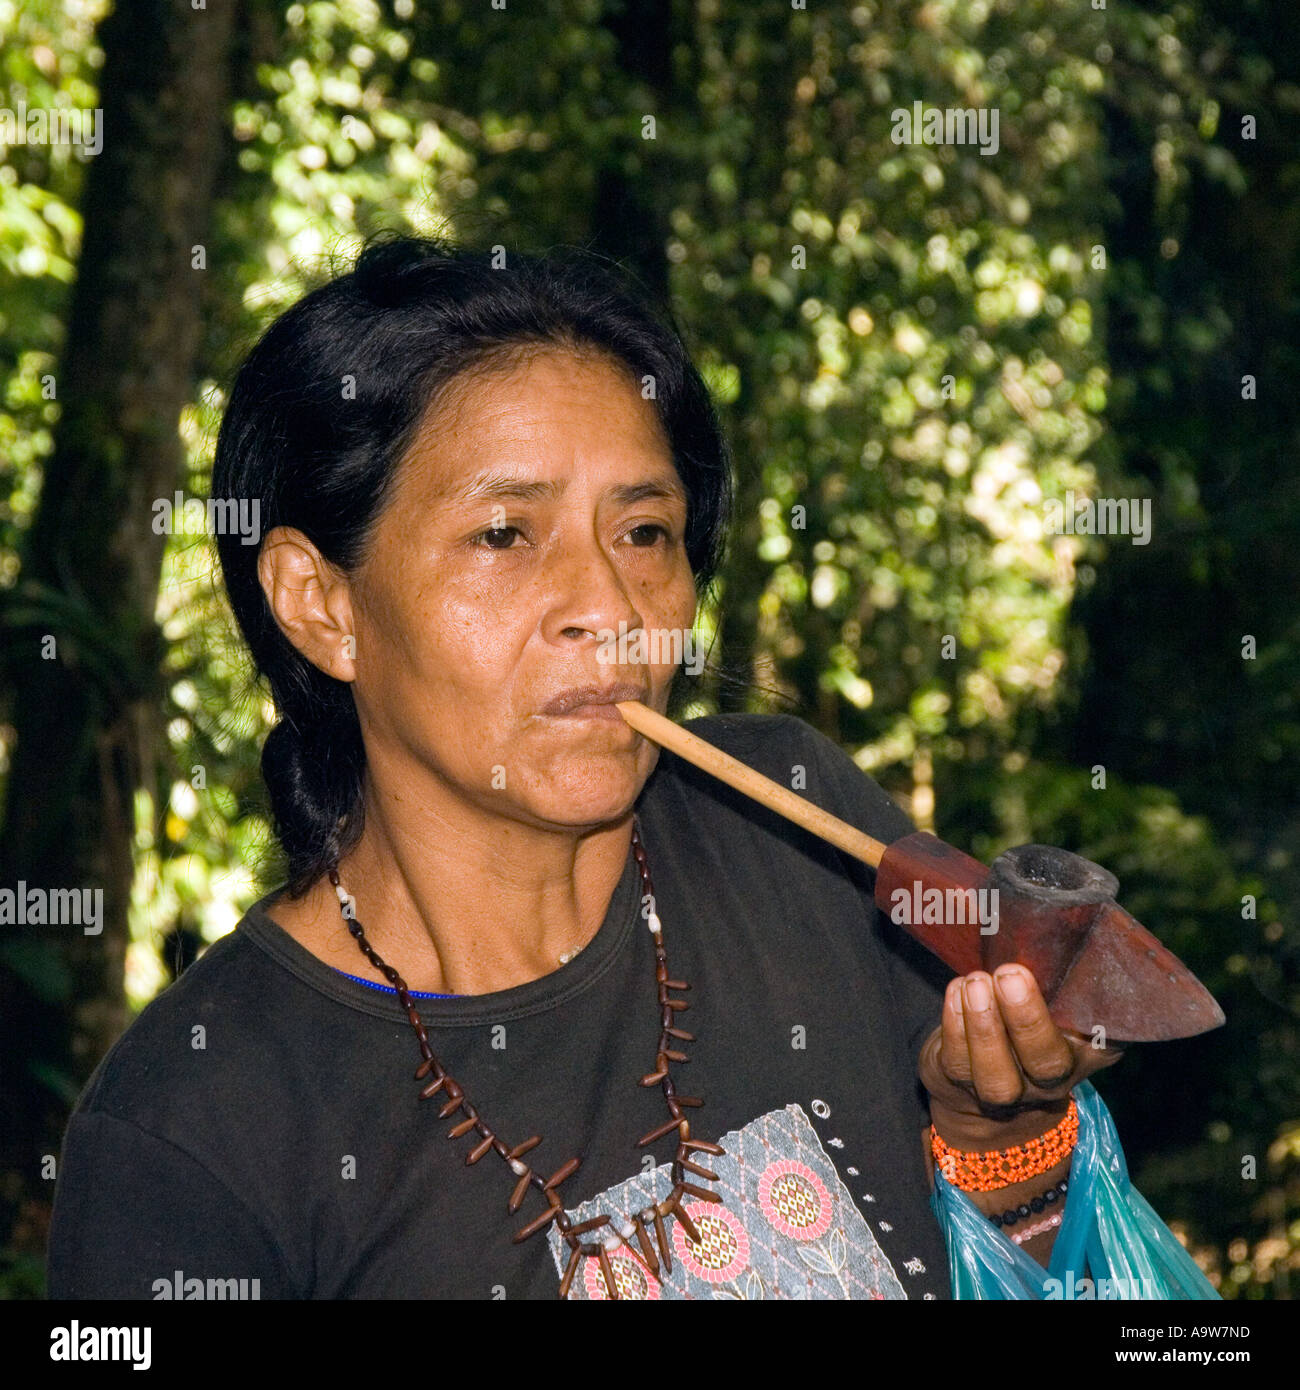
[616, 701, 1225, 1045]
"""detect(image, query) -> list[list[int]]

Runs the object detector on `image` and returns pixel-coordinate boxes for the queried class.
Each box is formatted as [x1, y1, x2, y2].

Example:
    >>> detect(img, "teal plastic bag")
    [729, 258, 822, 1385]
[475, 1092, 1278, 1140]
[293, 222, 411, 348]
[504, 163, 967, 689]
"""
[930, 1080, 1220, 1299]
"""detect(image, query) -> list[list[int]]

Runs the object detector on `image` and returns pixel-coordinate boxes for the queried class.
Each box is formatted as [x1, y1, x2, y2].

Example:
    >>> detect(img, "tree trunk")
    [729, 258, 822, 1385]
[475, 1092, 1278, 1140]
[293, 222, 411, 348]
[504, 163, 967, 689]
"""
[588, 0, 690, 304]
[0, 0, 236, 1255]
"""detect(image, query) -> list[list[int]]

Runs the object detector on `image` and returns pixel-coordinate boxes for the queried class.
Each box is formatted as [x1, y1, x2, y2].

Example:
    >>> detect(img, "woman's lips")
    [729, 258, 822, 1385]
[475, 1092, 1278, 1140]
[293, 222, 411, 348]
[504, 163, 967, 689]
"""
[549, 703, 629, 721]
[540, 681, 648, 717]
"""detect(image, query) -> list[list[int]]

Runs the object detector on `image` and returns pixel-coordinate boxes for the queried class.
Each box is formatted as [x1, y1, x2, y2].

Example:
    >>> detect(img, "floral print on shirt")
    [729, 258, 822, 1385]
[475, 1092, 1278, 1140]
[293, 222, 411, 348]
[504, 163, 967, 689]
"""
[546, 1102, 908, 1299]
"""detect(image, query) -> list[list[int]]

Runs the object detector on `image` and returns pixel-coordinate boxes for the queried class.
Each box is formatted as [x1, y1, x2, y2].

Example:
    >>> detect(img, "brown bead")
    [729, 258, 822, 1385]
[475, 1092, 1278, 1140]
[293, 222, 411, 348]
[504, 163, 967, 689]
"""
[681, 1158, 719, 1181]
[419, 1074, 448, 1099]
[512, 1205, 559, 1243]
[447, 1116, 478, 1139]
[543, 1156, 582, 1191]
[664, 979, 690, 991]
[682, 1138, 724, 1156]
[674, 1202, 702, 1245]
[664, 998, 690, 1011]
[680, 1181, 722, 1203]
[567, 1214, 611, 1236]
[664, 1049, 689, 1063]
[638, 1069, 668, 1087]
[466, 1134, 496, 1164]
[652, 1208, 672, 1275]
[664, 1025, 695, 1041]
[558, 1244, 582, 1300]
[673, 1095, 703, 1107]
[414, 1058, 435, 1079]
[597, 1246, 620, 1300]
[507, 1135, 542, 1159]
[438, 1093, 466, 1118]
[633, 1215, 659, 1274]
[636, 1114, 687, 1147]
[507, 1171, 533, 1214]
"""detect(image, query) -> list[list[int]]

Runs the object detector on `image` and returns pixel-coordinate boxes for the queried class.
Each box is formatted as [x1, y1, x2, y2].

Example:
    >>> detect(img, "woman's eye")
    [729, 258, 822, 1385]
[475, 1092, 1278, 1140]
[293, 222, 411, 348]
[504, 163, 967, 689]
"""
[625, 523, 671, 546]
[471, 525, 523, 549]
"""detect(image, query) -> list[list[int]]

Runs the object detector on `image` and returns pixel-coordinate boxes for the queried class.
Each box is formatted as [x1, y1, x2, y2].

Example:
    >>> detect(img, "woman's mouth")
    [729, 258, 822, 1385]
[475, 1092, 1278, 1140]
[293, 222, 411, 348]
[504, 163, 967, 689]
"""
[550, 703, 629, 721]
[540, 681, 648, 718]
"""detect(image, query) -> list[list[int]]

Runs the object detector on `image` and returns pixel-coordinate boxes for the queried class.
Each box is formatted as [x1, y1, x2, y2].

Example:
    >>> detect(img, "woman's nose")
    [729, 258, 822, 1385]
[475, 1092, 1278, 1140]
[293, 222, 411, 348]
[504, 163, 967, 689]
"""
[543, 538, 643, 645]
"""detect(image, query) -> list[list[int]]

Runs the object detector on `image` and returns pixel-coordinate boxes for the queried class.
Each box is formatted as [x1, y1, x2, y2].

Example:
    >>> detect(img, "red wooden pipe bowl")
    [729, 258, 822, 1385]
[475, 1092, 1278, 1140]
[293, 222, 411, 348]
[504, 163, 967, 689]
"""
[873, 832, 1225, 1045]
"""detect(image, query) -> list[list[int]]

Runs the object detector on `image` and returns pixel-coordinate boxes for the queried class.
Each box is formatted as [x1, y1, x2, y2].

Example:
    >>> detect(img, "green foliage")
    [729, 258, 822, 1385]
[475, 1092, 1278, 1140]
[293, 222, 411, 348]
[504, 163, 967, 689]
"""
[2, 0, 1296, 1299]
[0, 0, 103, 577]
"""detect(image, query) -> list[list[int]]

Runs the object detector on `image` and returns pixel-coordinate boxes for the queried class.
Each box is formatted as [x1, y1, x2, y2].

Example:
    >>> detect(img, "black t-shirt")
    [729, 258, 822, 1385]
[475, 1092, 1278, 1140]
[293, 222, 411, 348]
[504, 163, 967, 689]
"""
[46, 713, 955, 1300]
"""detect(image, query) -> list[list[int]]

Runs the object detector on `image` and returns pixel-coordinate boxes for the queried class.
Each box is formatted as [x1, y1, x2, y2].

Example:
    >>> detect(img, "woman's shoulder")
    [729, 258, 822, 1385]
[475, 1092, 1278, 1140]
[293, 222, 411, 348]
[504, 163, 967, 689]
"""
[70, 909, 283, 1122]
[677, 710, 819, 768]
[665, 711, 914, 843]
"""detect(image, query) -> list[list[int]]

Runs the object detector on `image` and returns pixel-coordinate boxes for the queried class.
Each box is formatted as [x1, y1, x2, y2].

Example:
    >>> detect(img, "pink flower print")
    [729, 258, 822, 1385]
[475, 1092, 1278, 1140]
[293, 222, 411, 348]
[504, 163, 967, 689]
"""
[757, 1158, 833, 1242]
[581, 1245, 662, 1300]
[670, 1201, 751, 1284]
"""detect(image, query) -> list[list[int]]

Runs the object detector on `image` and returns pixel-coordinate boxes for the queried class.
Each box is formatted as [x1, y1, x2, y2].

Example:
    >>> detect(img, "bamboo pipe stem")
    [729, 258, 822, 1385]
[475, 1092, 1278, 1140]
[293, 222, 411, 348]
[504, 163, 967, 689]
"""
[615, 701, 888, 870]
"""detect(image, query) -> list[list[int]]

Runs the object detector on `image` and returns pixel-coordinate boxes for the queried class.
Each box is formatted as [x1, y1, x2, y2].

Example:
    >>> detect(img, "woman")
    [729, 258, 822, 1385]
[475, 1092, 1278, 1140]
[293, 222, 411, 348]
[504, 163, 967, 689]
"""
[47, 235, 1122, 1300]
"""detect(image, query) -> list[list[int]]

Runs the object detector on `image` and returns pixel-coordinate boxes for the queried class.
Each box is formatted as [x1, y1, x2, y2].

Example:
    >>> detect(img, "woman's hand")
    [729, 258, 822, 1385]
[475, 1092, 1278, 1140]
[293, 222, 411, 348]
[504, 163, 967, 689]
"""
[918, 964, 1124, 1151]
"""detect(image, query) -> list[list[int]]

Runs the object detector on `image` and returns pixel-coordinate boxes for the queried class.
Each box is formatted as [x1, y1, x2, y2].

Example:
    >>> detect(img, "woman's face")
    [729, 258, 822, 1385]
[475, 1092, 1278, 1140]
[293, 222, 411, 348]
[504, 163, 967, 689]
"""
[343, 348, 698, 831]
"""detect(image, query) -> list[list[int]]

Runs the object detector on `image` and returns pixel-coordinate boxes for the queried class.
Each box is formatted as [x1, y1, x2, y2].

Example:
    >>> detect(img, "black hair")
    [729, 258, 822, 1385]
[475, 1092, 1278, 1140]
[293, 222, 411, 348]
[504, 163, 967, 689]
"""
[211, 234, 733, 897]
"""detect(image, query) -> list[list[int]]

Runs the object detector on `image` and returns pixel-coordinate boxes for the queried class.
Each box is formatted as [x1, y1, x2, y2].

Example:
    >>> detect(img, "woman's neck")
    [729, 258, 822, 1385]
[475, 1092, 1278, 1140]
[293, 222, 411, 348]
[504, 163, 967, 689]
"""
[267, 792, 636, 997]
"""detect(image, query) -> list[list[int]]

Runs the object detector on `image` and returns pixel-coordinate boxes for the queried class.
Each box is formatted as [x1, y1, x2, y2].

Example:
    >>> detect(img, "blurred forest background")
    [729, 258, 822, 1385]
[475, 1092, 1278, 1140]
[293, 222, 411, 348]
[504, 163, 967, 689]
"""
[0, 0, 1297, 1299]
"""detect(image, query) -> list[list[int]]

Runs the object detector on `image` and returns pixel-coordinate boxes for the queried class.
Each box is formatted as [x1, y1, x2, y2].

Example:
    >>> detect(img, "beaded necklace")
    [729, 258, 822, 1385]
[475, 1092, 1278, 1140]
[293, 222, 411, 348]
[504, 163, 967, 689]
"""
[327, 816, 725, 1300]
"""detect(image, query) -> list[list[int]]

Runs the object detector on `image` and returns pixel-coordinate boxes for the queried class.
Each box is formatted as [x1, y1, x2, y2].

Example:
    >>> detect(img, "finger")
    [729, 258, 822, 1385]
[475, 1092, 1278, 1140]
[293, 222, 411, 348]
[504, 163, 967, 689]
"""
[1071, 1027, 1127, 1076]
[991, 965, 1076, 1089]
[938, 976, 973, 1084]
[961, 972, 1025, 1107]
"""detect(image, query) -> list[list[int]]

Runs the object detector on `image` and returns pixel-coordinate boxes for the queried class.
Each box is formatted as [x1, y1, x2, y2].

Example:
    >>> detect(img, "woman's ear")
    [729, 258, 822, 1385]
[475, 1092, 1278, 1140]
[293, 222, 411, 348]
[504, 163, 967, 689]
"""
[257, 526, 358, 683]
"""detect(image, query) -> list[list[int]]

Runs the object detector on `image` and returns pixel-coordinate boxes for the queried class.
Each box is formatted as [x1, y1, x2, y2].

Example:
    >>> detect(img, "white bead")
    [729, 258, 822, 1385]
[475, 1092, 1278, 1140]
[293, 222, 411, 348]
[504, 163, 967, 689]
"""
[602, 1230, 622, 1251]
[509, 1158, 528, 1176]
[616, 1216, 635, 1238]
[646, 913, 662, 935]
[334, 882, 350, 903]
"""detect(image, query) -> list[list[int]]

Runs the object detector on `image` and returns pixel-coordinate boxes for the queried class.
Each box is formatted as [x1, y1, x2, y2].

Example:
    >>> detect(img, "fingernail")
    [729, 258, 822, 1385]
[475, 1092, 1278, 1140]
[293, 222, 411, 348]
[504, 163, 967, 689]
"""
[996, 967, 1029, 1002]
[964, 976, 991, 1011]
[948, 980, 964, 1016]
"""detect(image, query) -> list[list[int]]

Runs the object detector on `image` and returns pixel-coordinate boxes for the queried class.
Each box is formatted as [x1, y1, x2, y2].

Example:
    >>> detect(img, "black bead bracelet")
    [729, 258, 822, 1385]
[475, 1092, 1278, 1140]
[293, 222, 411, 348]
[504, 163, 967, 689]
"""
[990, 1178, 1070, 1229]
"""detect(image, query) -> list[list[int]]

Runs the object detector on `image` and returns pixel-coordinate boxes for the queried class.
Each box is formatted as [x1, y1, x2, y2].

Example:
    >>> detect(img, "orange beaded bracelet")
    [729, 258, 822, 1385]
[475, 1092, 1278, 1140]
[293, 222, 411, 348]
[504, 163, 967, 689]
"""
[931, 1097, 1079, 1192]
